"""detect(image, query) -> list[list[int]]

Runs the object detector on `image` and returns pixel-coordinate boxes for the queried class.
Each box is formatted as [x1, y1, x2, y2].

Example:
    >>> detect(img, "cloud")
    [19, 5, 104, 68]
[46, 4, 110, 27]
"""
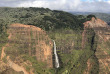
[108, 1, 110, 3]
[0, 0, 110, 12]
[0, 0, 28, 7]
[17, 0, 110, 12]
[76, 1, 110, 12]
[17, 0, 82, 11]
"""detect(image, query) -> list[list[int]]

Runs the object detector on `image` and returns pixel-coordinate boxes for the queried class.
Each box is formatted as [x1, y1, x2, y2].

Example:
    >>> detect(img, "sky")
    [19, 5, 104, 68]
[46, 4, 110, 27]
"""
[0, 0, 110, 13]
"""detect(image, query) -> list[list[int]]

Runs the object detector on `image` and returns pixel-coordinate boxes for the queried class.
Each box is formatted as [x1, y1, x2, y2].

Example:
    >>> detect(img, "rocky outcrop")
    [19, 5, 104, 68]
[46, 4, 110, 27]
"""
[0, 23, 53, 74]
[83, 17, 108, 28]
[8, 23, 53, 68]
[83, 17, 110, 41]
[0, 31, 29, 74]
[83, 17, 110, 74]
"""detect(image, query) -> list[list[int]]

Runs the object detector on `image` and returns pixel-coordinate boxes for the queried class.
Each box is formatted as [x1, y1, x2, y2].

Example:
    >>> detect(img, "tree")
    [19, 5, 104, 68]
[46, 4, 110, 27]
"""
[87, 15, 96, 19]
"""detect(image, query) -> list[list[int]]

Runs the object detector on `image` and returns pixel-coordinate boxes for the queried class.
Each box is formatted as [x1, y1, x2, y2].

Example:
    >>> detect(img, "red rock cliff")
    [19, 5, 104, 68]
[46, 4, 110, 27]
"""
[83, 17, 110, 74]
[7, 24, 53, 68]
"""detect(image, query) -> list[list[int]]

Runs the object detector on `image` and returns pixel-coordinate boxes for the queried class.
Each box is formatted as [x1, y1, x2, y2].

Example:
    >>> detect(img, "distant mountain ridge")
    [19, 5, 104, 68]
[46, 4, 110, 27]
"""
[70, 12, 110, 25]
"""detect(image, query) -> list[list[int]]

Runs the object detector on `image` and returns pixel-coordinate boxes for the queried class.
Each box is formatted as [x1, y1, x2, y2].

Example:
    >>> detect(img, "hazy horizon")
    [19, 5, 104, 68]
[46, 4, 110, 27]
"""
[0, 0, 110, 13]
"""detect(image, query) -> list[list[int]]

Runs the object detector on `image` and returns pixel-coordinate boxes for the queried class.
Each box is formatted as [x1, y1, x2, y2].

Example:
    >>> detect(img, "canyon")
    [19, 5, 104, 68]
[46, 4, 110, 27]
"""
[0, 7, 110, 74]
[0, 18, 110, 74]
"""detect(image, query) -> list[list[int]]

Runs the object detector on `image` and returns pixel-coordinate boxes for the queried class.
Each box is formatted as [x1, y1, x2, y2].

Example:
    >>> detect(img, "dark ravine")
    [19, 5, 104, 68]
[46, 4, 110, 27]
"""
[81, 22, 99, 74]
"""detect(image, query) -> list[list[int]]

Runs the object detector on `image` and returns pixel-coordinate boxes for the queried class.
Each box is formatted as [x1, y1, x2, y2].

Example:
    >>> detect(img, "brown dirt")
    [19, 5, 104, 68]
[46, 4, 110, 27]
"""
[83, 17, 108, 28]
[1, 45, 6, 60]
[81, 24, 87, 49]
[83, 59, 93, 74]
[7, 56, 29, 74]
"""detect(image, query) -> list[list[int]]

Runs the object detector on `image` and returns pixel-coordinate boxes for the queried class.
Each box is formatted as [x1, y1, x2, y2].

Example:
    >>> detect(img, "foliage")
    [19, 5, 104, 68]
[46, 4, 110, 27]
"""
[87, 15, 96, 19]
[71, 12, 110, 25]
[91, 13, 110, 23]
[0, 7, 91, 31]
[0, 19, 8, 58]
[89, 55, 99, 74]
[48, 28, 98, 74]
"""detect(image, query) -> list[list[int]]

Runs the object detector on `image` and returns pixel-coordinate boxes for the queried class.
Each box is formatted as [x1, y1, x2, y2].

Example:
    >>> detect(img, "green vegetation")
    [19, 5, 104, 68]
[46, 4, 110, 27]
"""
[0, 7, 99, 74]
[71, 12, 110, 25]
[0, 7, 93, 31]
[89, 55, 99, 74]
[1, 68, 24, 74]
[0, 19, 8, 58]
[91, 13, 110, 23]
[22, 55, 54, 74]
[48, 28, 99, 74]
[87, 15, 96, 19]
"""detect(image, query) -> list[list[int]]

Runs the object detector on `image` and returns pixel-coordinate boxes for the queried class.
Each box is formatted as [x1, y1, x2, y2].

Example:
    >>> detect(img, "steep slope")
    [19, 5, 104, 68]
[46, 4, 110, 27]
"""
[48, 25, 98, 74]
[0, 23, 53, 74]
[83, 17, 110, 74]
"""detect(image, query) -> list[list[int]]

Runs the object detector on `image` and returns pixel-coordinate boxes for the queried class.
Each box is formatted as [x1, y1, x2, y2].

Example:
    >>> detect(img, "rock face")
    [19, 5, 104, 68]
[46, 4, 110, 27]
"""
[84, 17, 108, 28]
[8, 24, 53, 68]
[83, 17, 110, 74]
[0, 24, 53, 74]
[84, 17, 110, 41]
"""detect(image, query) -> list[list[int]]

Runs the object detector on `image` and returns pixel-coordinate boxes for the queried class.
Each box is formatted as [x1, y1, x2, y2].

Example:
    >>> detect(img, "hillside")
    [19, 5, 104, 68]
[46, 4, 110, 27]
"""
[0, 23, 53, 74]
[0, 7, 110, 74]
[0, 7, 85, 31]
[83, 17, 110, 73]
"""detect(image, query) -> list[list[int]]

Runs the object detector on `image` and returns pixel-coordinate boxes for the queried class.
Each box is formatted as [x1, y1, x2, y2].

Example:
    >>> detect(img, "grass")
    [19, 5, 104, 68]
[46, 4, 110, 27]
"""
[57, 49, 94, 74]
[48, 28, 99, 74]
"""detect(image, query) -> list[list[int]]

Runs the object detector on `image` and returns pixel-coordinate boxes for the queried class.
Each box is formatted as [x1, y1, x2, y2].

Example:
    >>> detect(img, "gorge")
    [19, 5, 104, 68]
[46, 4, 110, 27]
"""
[0, 7, 110, 74]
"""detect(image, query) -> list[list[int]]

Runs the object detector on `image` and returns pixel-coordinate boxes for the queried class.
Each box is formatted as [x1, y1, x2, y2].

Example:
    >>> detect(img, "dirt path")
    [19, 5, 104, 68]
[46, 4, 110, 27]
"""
[1, 45, 6, 60]
[1, 33, 12, 60]
[7, 56, 29, 74]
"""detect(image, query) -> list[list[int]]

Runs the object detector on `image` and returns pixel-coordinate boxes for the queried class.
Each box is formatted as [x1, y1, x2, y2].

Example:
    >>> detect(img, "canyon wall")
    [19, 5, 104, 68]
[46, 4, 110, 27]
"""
[83, 17, 110, 74]
[0, 23, 53, 74]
